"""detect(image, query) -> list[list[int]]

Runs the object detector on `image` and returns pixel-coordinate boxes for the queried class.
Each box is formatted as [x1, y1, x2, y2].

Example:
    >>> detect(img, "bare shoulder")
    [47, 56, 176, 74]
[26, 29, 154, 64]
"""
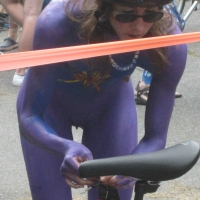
[34, 0, 80, 49]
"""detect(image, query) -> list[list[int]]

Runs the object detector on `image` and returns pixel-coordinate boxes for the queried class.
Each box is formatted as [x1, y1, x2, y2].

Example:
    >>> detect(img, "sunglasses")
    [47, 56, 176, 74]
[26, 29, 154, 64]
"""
[113, 11, 164, 23]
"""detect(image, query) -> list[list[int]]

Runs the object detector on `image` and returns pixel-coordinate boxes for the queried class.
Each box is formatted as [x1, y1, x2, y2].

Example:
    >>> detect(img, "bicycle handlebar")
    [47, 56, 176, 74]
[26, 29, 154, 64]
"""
[79, 141, 200, 182]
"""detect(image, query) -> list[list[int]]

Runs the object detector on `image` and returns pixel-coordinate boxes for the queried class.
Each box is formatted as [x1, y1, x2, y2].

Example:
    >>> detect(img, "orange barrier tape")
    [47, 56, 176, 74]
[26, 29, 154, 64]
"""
[0, 32, 200, 72]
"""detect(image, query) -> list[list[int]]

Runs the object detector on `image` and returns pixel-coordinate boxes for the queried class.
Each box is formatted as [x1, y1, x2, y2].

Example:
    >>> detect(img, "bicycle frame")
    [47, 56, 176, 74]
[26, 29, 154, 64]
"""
[134, 181, 160, 200]
[183, 0, 199, 21]
[79, 141, 200, 200]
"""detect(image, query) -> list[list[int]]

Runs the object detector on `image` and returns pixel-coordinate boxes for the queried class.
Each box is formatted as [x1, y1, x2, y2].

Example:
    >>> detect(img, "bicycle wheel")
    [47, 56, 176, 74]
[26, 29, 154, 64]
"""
[173, 0, 186, 13]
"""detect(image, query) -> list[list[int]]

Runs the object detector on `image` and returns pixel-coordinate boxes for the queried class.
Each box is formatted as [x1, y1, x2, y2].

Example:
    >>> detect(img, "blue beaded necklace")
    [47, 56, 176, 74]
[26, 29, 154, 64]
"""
[109, 51, 140, 71]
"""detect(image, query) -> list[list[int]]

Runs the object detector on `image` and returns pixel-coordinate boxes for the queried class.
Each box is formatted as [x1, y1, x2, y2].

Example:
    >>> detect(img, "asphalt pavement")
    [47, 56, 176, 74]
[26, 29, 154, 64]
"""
[0, 2, 200, 200]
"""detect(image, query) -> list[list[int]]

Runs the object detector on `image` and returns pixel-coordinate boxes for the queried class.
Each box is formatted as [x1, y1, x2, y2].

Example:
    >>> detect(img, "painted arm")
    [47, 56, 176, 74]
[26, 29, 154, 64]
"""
[133, 27, 187, 154]
[17, 3, 96, 188]
[17, 65, 96, 188]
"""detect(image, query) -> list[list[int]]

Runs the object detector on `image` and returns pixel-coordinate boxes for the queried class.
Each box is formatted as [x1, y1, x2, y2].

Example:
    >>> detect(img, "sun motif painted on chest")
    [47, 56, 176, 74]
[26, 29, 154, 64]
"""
[58, 71, 110, 92]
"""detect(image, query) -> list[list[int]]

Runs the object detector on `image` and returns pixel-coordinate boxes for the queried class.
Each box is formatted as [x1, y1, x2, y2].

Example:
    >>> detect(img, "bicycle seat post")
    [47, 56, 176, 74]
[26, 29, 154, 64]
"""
[134, 181, 160, 200]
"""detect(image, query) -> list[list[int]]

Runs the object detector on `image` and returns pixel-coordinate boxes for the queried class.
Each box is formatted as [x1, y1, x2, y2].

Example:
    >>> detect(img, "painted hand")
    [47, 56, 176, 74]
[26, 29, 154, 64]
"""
[60, 141, 98, 188]
[100, 175, 136, 189]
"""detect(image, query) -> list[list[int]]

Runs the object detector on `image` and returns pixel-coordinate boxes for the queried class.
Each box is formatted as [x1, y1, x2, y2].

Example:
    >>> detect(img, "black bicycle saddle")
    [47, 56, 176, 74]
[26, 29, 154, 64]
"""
[79, 141, 200, 181]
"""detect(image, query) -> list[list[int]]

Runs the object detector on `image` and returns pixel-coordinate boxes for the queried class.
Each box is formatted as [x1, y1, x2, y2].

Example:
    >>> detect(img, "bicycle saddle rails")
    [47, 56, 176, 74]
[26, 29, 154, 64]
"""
[79, 141, 200, 181]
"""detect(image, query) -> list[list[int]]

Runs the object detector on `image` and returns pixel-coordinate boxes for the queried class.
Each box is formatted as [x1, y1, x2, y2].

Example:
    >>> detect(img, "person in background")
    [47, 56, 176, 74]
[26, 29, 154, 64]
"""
[0, 4, 8, 25]
[0, 6, 17, 52]
[0, 0, 51, 86]
[0, 16, 19, 52]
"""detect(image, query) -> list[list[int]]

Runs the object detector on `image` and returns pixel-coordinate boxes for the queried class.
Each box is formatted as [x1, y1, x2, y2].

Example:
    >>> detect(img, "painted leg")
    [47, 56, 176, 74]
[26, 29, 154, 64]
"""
[19, 102, 75, 200]
[20, 135, 73, 200]
[82, 80, 138, 200]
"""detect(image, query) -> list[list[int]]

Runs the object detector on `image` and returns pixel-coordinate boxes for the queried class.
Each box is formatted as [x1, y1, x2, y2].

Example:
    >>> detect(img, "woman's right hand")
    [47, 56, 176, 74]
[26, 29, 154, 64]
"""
[60, 141, 99, 188]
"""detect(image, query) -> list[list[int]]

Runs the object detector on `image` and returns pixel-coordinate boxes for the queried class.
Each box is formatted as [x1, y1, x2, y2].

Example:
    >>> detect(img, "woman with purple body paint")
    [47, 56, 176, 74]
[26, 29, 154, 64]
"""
[17, 0, 187, 199]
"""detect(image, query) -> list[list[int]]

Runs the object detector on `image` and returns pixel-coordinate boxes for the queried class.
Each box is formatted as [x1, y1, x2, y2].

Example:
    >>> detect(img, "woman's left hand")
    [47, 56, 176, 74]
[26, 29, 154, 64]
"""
[100, 175, 136, 189]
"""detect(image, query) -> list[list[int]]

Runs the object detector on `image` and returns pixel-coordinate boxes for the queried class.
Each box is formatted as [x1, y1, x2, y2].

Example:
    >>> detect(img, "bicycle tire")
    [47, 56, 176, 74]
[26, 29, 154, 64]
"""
[173, 0, 186, 13]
